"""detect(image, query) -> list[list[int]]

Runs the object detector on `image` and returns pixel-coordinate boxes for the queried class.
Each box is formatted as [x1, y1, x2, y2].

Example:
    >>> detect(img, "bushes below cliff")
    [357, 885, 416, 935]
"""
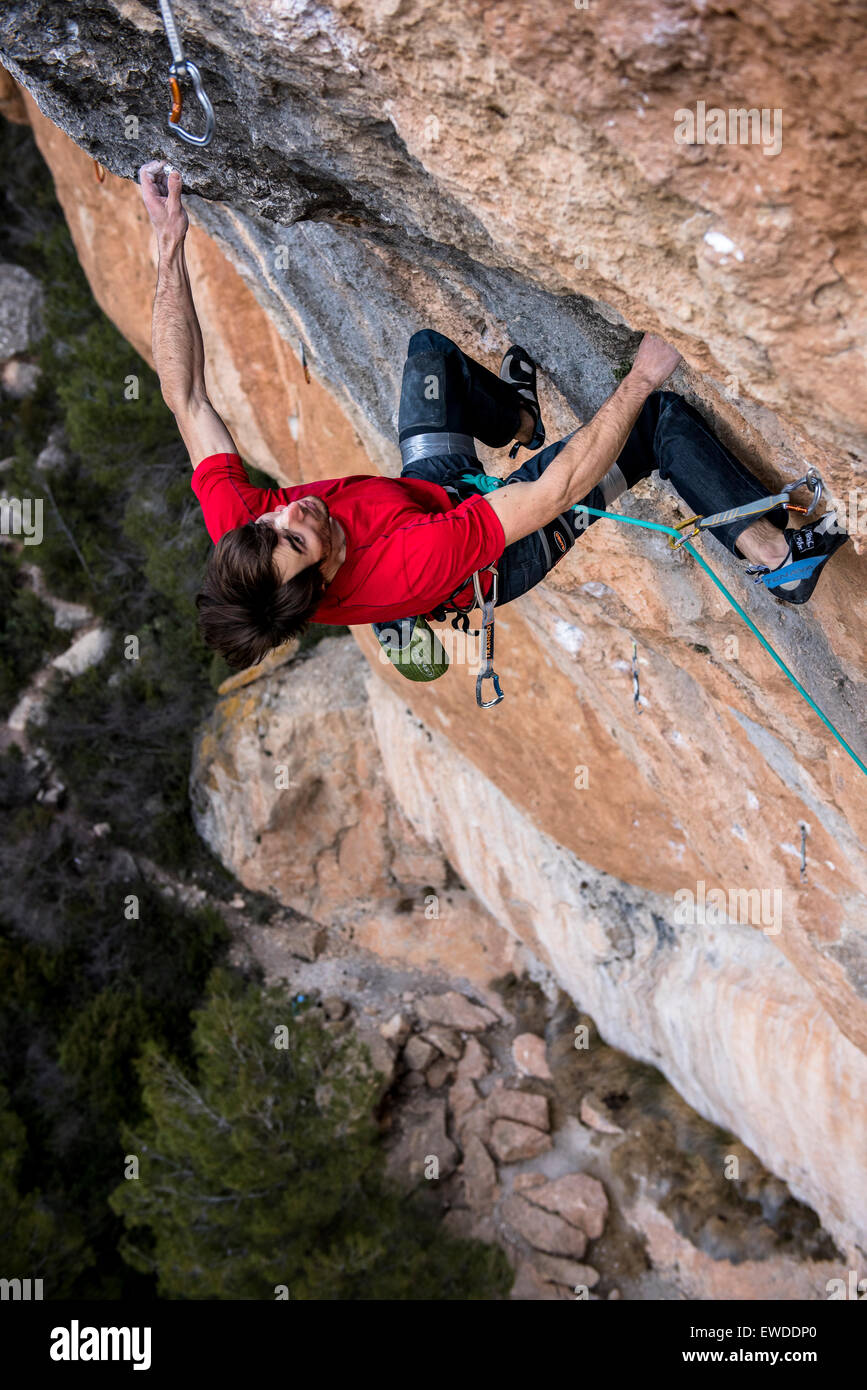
[110, 969, 512, 1300]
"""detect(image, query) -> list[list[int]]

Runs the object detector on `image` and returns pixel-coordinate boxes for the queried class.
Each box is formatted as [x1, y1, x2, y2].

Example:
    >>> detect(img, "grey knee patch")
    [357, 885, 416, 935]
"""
[398, 351, 447, 434]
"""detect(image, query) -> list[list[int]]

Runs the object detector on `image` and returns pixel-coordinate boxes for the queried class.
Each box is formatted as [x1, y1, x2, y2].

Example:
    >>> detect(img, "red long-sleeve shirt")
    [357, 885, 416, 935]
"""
[191, 453, 503, 623]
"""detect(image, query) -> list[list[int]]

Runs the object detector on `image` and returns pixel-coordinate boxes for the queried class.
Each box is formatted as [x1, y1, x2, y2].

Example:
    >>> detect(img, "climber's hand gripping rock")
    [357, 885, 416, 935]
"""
[630, 333, 683, 392]
[138, 159, 189, 247]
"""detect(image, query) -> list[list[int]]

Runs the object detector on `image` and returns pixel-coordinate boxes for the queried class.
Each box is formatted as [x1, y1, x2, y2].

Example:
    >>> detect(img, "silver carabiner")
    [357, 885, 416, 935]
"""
[782, 468, 824, 519]
[476, 669, 504, 708]
[168, 60, 215, 146]
[803, 468, 823, 517]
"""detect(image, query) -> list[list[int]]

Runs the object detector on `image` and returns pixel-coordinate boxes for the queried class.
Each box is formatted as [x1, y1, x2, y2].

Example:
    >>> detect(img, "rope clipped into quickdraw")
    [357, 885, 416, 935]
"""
[158, 0, 215, 146]
[573, 503, 867, 779]
[669, 469, 823, 549]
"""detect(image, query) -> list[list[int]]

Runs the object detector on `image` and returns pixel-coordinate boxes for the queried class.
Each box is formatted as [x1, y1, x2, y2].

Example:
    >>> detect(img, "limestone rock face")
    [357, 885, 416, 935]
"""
[2, 0, 866, 473]
[3, 1, 866, 1258]
[191, 635, 402, 925]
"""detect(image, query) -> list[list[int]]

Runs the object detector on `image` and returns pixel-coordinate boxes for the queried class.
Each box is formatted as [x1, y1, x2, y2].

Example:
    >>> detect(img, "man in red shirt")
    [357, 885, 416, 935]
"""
[139, 160, 848, 674]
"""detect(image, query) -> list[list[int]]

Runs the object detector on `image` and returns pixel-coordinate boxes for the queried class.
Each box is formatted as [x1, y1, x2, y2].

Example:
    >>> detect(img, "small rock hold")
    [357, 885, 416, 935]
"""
[580, 1092, 624, 1135]
[487, 1080, 549, 1131]
[513, 1172, 547, 1194]
[489, 1119, 552, 1163]
[420, 1024, 463, 1060]
[459, 1135, 499, 1207]
[415, 990, 499, 1033]
[355, 1025, 396, 1092]
[501, 1194, 588, 1258]
[456, 1035, 490, 1081]
[404, 1035, 437, 1071]
[518, 1172, 609, 1239]
[378, 1010, 408, 1041]
[509, 1260, 573, 1301]
[512, 1032, 552, 1080]
[426, 1056, 456, 1089]
[282, 922, 326, 962]
[448, 1076, 480, 1124]
[530, 1252, 600, 1289]
[385, 1096, 458, 1190]
[323, 996, 348, 1021]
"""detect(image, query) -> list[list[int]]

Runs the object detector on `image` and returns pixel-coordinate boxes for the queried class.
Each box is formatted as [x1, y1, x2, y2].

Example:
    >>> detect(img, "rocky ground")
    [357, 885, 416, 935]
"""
[224, 899, 846, 1300]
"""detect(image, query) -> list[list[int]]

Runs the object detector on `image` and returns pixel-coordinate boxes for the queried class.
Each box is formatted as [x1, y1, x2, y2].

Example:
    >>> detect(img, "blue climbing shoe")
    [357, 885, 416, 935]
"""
[747, 513, 849, 604]
[500, 344, 546, 459]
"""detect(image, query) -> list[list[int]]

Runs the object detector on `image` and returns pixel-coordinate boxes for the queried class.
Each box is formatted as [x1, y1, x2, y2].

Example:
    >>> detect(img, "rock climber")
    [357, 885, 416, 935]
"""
[139, 159, 848, 675]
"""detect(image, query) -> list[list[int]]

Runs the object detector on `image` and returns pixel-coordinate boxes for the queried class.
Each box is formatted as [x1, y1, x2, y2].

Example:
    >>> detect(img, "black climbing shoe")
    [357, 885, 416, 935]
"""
[500, 344, 546, 459]
[746, 513, 849, 604]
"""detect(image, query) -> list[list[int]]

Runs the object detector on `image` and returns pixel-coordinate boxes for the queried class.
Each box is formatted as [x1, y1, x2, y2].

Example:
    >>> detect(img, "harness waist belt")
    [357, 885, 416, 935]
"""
[400, 432, 479, 468]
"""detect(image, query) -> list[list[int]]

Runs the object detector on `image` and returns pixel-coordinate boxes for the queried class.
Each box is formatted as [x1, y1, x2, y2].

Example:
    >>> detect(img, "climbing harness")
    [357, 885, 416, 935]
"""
[158, 0, 215, 146]
[572, 503, 867, 779]
[669, 469, 823, 550]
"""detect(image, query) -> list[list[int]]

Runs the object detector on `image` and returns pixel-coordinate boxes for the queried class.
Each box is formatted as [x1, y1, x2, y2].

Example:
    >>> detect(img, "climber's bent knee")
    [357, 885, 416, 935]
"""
[398, 338, 478, 468]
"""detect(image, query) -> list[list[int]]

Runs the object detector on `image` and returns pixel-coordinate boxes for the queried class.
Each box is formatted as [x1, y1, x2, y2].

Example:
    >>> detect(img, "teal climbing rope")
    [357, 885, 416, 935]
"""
[572, 504, 867, 779]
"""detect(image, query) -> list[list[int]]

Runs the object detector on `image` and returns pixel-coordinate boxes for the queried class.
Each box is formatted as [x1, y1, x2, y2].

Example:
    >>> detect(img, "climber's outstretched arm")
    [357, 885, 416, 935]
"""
[485, 334, 682, 547]
[139, 160, 238, 468]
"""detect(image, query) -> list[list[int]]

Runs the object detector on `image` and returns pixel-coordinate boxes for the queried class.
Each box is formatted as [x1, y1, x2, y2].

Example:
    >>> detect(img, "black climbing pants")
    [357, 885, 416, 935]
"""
[397, 329, 788, 608]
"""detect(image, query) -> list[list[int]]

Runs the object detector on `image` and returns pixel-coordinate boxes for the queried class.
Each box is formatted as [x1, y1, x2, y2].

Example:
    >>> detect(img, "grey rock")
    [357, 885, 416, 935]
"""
[420, 1024, 463, 1060]
[1, 358, 41, 397]
[403, 1035, 437, 1071]
[385, 1096, 459, 1190]
[0, 263, 43, 357]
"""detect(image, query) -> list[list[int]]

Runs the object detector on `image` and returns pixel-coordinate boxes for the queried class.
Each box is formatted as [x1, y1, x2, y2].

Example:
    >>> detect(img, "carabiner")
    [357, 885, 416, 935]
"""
[167, 60, 215, 146]
[781, 468, 824, 520]
[803, 468, 823, 518]
[476, 669, 504, 708]
[669, 515, 703, 550]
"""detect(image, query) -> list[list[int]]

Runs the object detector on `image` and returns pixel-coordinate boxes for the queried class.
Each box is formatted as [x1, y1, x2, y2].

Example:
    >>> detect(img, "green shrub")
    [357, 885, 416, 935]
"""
[111, 970, 512, 1300]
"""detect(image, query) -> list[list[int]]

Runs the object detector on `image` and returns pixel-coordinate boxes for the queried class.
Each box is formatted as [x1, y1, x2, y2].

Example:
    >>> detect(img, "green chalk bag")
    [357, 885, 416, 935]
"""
[372, 616, 450, 683]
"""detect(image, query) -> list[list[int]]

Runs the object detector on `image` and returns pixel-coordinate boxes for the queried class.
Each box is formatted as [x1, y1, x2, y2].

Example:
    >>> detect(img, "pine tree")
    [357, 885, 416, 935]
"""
[110, 969, 511, 1299]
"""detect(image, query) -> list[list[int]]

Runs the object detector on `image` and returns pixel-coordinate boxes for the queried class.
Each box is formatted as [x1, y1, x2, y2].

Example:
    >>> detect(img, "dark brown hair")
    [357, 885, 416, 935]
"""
[196, 521, 326, 669]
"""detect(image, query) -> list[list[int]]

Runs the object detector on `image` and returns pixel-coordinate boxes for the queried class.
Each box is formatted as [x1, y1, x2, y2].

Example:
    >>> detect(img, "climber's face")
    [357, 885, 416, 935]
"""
[256, 497, 334, 581]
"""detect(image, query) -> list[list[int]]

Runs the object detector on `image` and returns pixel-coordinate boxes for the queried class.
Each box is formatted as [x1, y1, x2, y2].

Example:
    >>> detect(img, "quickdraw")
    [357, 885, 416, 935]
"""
[669, 468, 824, 550]
[573, 503, 866, 779]
[427, 563, 503, 708]
[158, 0, 215, 146]
[473, 565, 504, 708]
